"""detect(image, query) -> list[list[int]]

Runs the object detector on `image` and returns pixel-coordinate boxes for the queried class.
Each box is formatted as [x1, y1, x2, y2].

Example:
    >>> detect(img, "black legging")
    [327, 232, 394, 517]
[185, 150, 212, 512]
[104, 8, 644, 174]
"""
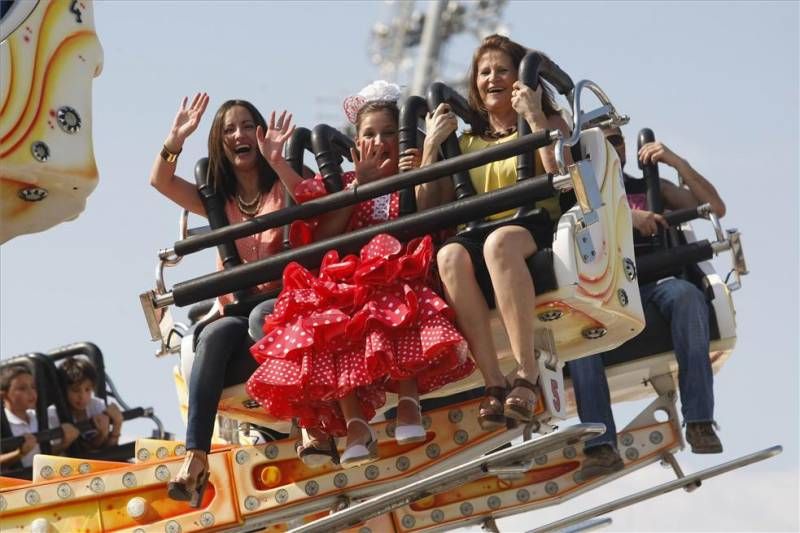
[185, 299, 274, 452]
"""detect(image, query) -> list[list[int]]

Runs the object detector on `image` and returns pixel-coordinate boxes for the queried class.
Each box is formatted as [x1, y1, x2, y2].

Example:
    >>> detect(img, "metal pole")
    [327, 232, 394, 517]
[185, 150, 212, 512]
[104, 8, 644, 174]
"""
[411, 0, 447, 96]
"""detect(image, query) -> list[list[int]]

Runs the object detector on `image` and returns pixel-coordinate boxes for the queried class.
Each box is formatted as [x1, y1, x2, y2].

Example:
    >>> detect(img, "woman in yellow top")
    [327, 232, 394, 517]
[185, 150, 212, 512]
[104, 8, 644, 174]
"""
[419, 34, 571, 430]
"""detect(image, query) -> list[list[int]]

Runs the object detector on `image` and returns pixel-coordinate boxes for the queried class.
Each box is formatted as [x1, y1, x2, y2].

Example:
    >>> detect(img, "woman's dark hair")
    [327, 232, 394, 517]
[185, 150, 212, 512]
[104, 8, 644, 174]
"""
[467, 34, 560, 134]
[354, 100, 400, 136]
[57, 357, 97, 389]
[0, 364, 32, 395]
[207, 100, 277, 201]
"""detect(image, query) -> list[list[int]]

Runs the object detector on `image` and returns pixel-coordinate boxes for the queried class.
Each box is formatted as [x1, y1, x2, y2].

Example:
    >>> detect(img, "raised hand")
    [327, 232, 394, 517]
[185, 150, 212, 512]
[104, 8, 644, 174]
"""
[166, 92, 209, 152]
[511, 81, 545, 125]
[638, 141, 682, 168]
[257, 110, 296, 166]
[350, 138, 392, 184]
[398, 148, 421, 172]
[425, 103, 458, 147]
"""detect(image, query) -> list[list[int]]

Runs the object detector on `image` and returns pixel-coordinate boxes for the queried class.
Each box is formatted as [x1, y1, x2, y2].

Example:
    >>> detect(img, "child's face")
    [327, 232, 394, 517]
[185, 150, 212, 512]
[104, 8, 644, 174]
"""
[357, 110, 399, 177]
[66, 379, 94, 413]
[3, 373, 37, 413]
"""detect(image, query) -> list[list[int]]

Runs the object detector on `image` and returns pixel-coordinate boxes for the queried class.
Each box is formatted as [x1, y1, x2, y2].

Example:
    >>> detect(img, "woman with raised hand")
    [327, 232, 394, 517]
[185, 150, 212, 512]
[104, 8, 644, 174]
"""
[420, 35, 572, 431]
[246, 81, 474, 468]
[149, 94, 291, 506]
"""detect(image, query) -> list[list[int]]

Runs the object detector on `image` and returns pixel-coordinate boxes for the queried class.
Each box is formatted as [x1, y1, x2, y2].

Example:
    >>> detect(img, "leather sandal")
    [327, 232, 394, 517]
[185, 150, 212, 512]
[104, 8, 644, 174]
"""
[504, 377, 538, 422]
[395, 396, 427, 445]
[478, 384, 508, 431]
[295, 428, 339, 467]
[168, 449, 210, 508]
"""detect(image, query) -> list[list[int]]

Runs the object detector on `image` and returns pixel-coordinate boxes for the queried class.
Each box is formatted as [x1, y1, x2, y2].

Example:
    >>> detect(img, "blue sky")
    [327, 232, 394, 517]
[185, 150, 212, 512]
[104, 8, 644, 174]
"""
[1, 1, 797, 530]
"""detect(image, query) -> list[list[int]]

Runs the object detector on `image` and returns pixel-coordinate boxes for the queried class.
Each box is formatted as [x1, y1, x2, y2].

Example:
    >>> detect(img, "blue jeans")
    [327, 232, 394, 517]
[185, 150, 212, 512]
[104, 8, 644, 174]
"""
[185, 298, 275, 452]
[569, 278, 715, 450]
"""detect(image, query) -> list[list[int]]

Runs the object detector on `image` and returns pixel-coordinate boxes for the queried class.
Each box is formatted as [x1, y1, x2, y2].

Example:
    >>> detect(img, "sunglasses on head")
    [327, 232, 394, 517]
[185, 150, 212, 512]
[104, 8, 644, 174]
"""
[605, 134, 625, 147]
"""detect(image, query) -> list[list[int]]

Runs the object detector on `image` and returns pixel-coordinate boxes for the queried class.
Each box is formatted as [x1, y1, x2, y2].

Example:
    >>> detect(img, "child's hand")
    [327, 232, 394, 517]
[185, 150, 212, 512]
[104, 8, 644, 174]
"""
[60, 423, 79, 446]
[351, 138, 392, 184]
[398, 148, 421, 172]
[20, 433, 36, 455]
[105, 404, 123, 426]
[93, 413, 110, 439]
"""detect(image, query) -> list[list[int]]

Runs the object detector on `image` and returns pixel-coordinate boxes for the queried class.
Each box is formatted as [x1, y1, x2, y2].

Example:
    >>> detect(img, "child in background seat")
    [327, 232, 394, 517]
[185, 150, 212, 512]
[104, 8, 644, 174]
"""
[1, 364, 78, 471]
[47, 357, 124, 453]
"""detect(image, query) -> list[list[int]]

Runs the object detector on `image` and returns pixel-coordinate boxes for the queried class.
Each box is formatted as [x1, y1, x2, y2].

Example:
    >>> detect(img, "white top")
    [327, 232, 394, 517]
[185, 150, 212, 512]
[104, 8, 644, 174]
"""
[4, 407, 40, 467]
[47, 397, 108, 442]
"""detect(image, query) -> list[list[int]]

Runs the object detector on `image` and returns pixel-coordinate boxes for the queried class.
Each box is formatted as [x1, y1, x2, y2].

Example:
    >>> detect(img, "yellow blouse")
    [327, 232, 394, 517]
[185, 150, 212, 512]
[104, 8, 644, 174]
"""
[458, 132, 561, 221]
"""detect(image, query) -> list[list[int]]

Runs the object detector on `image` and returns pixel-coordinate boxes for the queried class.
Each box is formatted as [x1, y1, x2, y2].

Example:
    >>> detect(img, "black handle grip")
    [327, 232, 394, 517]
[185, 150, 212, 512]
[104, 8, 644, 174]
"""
[663, 206, 705, 227]
[397, 95, 430, 215]
[311, 124, 355, 193]
[193, 158, 247, 302]
[426, 82, 477, 201]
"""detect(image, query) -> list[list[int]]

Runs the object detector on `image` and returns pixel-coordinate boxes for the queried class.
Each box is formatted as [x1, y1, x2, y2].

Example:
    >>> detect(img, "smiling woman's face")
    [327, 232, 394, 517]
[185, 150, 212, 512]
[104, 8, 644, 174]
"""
[476, 49, 518, 115]
[221, 105, 258, 171]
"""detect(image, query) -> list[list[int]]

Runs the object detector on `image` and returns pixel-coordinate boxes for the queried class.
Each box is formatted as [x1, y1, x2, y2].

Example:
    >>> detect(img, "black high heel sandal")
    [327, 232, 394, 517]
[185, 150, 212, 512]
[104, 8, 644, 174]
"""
[168, 449, 210, 508]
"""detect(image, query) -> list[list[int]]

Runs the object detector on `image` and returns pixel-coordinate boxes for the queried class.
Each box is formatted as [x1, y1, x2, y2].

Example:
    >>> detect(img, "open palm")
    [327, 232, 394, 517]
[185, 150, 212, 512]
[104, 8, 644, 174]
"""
[257, 110, 296, 165]
[171, 92, 209, 143]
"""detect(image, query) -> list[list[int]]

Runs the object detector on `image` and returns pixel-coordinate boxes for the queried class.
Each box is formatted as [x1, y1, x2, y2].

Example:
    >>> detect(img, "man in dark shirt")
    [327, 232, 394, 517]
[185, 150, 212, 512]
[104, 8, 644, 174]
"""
[569, 126, 727, 480]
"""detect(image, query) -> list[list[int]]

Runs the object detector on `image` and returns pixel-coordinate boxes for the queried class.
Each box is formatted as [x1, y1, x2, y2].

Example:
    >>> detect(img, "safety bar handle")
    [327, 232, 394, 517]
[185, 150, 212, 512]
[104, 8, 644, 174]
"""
[426, 81, 478, 201]
[311, 124, 354, 193]
[397, 95, 431, 215]
[662, 204, 712, 227]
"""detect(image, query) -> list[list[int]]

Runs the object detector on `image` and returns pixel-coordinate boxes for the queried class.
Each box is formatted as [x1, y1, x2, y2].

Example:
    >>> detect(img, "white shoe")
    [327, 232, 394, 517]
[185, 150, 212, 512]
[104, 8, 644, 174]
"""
[395, 396, 427, 445]
[340, 418, 379, 468]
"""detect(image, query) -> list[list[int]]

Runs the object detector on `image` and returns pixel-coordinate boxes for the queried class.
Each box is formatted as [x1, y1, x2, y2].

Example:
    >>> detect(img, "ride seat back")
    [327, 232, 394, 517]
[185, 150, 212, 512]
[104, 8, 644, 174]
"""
[528, 128, 645, 360]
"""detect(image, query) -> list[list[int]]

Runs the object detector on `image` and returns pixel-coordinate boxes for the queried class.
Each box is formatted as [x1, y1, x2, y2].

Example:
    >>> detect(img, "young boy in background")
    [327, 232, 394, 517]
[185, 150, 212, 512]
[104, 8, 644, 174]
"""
[1, 364, 78, 470]
[48, 357, 123, 452]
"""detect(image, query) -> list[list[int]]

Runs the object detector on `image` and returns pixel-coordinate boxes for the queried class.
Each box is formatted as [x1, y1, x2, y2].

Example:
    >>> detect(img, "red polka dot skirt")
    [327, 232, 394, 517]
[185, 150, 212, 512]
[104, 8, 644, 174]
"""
[247, 233, 474, 436]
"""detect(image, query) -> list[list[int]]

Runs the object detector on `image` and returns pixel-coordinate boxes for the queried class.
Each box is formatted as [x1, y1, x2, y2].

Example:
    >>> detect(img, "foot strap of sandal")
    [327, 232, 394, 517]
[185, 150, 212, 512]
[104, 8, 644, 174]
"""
[511, 377, 537, 392]
[484, 385, 507, 402]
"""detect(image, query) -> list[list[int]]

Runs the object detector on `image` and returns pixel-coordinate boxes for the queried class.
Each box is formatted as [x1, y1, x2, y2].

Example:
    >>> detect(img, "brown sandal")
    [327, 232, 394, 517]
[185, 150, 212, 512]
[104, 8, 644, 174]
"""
[504, 378, 538, 422]
[295, 430, 340, 467]
[478, 385, 508, 431]
[168, 449, 210, 508]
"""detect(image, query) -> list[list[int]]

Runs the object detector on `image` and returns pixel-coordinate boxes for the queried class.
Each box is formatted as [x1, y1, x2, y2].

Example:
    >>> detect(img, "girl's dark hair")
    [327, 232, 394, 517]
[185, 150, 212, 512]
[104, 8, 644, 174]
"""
[354, 100, 399, 136]
[0, 364, 32, 394]
[207, 100, 277, 201]
[57, 357, 97, 389]
[467, 34, 560, 134]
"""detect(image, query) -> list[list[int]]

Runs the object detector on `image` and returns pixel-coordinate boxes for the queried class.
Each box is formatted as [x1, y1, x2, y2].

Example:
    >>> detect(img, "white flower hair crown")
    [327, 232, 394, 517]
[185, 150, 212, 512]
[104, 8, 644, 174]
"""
[343, 80, 402, 124]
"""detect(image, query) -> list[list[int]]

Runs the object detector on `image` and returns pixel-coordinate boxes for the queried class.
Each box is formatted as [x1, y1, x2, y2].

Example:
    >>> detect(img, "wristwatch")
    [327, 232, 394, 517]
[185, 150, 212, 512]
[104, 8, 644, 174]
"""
[160, 144, 182, 163]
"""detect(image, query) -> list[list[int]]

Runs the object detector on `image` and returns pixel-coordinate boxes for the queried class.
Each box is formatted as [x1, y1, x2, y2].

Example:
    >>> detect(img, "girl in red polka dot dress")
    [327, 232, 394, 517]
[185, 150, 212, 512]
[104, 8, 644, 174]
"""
[247, 82, 474, 468]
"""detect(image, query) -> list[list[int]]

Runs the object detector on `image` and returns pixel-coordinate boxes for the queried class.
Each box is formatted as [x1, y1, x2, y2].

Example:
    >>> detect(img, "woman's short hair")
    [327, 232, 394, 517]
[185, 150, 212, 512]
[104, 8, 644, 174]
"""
[467, 34, 560, 133]
[57, 357, 98, 389]
[207, 100, 277, 201]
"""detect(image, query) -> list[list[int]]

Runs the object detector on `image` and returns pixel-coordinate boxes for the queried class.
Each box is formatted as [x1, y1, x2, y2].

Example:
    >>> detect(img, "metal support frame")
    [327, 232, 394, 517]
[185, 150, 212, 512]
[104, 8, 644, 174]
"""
[529, 446, 782, 533]
[287, 424, 605, 533]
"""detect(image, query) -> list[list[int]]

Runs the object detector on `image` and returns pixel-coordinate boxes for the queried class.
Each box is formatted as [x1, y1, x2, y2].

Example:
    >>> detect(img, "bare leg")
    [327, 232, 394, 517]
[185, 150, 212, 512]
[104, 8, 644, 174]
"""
[396, 379, 421, 426]
[437, 243, 505, 389]
[339, 392, 371, 449]
[483, 226, 539, 405]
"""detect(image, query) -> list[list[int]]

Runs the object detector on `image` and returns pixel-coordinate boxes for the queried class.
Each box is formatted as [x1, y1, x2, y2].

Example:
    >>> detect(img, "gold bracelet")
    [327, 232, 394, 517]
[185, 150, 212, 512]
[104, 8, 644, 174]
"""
[160, 144, 182, 163]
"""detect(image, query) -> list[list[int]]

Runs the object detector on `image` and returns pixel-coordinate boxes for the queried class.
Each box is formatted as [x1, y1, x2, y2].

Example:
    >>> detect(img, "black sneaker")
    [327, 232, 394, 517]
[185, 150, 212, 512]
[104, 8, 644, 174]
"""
[579, 444, 624, 481]
[685, 422, 723, 454]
